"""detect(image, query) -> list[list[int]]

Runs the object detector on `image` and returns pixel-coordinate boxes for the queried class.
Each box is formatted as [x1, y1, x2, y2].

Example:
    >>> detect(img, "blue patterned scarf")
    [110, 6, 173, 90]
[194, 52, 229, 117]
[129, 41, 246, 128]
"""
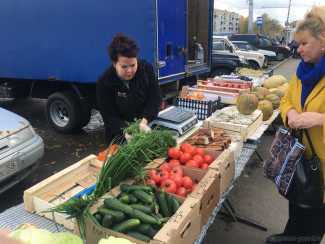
[296, 55, 325, 109]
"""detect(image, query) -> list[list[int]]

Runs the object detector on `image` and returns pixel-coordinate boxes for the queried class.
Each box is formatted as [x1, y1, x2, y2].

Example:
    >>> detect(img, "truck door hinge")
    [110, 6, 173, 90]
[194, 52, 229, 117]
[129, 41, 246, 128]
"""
[155, 60, 166, 69]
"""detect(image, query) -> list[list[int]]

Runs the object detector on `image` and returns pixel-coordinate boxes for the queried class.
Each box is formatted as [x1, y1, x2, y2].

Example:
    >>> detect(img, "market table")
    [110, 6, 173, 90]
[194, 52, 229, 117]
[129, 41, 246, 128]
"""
[0, 109, 280, 243]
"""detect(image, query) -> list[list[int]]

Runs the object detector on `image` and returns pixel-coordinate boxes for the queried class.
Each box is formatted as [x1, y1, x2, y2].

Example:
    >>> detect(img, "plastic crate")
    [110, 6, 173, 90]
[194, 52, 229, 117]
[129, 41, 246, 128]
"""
[176, 98, 220, 120]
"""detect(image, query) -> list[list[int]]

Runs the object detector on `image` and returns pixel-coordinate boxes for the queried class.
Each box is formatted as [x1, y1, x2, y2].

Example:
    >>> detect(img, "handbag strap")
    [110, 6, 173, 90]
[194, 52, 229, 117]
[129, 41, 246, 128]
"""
[301, 129, 317, 157]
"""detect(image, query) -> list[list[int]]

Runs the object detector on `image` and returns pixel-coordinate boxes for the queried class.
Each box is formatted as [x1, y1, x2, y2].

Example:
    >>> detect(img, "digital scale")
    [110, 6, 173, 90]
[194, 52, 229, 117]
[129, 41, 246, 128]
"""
[149, 106, 198, 135]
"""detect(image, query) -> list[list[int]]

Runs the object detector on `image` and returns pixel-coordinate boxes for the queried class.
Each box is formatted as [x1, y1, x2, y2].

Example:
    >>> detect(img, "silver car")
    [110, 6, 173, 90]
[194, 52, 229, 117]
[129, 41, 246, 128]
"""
[0, 107, 44, 194]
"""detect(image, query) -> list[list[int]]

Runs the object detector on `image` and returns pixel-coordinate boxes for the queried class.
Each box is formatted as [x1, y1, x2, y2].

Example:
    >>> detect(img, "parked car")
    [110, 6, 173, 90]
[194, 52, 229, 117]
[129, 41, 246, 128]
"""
[212, 36, 266, 70]
[231, 40, 276, 64]
[228, 34, 290, 61]
[0, 107, 44, 194]
[197, 52, 249, 79]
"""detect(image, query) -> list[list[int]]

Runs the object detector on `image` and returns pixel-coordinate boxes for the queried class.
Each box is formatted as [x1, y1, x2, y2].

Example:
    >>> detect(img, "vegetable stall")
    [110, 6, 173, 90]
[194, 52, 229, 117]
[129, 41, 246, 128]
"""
[0, 69, 286, 243]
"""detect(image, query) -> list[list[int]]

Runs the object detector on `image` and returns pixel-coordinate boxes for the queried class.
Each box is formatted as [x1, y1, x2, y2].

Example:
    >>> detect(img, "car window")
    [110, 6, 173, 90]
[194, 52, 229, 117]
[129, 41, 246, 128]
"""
[259, 37, 272, 46]
[213, 39, 231, 51]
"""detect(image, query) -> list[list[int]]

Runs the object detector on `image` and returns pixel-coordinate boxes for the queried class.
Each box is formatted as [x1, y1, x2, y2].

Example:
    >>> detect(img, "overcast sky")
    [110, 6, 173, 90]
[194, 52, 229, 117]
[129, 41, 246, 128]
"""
[214, 0, 325, 26]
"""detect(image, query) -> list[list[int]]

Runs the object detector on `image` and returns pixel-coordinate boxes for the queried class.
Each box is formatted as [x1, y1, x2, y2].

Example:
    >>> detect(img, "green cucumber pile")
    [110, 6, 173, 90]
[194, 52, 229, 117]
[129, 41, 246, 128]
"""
[93, 184, 180, 242]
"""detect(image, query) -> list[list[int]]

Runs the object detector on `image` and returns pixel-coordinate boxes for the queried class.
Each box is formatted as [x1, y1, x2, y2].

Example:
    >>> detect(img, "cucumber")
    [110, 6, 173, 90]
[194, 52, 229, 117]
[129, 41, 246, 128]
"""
[146, 184, 156, 191]
[120, 184, 153, 192]
[126, 231, 152, 242]
[104, 198, 133, 214]
[172, 198, 181, 214]
[130, 204, 152, 215]
[119, 194, 129, 204]
[165, 193, 174, 215]
[134, 223, 151, 234]
[128, 195, 139, 204]
[132, 189, 153, 204]
[93, 213, 103, 225]
[147, 227, 159, 239]
[157, 190, 170, 217]
[128, 209, 158, 225]
[112, 219, 140, 233]
[102, 214, 114, 228]
[159, 217, 170, 224]
[98, 207, 125, 223]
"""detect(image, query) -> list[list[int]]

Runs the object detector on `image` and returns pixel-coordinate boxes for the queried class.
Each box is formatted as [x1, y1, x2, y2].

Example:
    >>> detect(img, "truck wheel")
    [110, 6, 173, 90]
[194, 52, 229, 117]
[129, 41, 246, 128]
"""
[276, 52, 285, 61]
[46, 91, 83, 133]
[210, 69, 231, 78]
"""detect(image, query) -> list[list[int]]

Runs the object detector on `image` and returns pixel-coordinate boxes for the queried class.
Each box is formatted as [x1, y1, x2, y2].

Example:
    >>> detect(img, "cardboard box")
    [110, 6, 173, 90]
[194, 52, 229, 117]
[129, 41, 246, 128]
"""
[23, 155, 102, 230]
[78, 183, 201, 244]
[189, 169, 220, 229]
[156, 156, 221, 231]
[203, 109, 263, 141]
[208, 149, 235, 197]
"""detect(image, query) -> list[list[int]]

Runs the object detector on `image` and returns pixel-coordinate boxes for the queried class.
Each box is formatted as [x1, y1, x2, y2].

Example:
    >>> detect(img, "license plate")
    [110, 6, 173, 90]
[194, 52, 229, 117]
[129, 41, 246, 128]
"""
[0, 161, 19, 181]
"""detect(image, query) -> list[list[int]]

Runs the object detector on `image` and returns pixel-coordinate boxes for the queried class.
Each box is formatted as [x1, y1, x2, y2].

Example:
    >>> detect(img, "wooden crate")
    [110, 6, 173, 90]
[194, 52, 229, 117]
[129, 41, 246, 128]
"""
[203, 109, 263, 141]
[23, 154, 102, 230]
[189, 87, 239, 105]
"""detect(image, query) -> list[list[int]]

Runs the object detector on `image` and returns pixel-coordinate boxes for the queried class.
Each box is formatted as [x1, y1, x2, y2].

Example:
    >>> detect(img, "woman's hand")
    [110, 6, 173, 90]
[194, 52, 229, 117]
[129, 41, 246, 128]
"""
[292, 112, 324, 129]
[287, 108, 300, 129]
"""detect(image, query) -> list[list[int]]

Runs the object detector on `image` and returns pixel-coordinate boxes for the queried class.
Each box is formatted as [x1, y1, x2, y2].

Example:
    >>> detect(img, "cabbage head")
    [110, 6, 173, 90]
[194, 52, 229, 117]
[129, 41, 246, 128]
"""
[8, 228, 56, 244]
[98, 236, 135, 244]
[54, 232, 83, 244]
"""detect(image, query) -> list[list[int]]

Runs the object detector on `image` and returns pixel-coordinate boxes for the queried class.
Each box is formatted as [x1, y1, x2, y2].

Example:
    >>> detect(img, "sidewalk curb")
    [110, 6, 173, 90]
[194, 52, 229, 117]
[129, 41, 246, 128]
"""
[271, 58, 291, 70]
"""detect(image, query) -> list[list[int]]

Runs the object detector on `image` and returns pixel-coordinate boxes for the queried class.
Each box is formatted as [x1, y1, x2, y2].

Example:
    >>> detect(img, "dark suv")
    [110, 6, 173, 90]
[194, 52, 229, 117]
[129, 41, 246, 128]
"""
[199, 52, 249, 79]
[228, 34, 290, 61]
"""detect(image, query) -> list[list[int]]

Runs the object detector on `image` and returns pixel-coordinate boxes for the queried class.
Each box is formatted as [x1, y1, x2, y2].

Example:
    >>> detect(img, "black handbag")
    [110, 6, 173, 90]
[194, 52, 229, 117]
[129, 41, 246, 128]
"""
[284, 129, 324, 209]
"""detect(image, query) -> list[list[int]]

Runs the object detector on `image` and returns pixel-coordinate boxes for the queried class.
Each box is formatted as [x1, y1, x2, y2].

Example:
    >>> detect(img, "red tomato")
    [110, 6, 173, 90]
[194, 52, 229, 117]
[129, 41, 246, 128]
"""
[169, 159, 181, 165]
[185, 159, 199, 168]
[179, 152, 192, 164]
[159, 162, 171, 172]
[167, 147, 181, 159]
[183, 146, 197, 156]
[159, 179, 177, 194]
[195, 148, 205, 157]
[148, 169, 161, 184]
[176, 187, 187, 197]
[200, 163, 209, 170]
[169, 173, 183, 188]
[192, 155, 204, 166]
[145, 179, 156, 185]
[180, 142, 191, 152]
[190, 184, 198, 193]
[182, 176, 193, 189]
[170, 166, 183, 177]
[159, 170, 170, 182]
[204, 155, 214, 165]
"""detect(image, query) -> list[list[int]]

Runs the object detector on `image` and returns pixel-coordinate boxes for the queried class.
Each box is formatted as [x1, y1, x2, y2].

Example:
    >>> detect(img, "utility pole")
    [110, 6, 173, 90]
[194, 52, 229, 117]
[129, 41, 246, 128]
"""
[248, 0, 253, 33]
[284, 0, 292, 44]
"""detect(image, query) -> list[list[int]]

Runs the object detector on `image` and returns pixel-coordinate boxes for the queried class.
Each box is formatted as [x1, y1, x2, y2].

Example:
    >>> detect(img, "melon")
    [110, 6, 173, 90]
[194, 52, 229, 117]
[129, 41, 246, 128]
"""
[236, 93, 259, 115]
[271, 89, 286, 99]
[253, 86, 270, 98]
[265, 94, 281, 109]
[257, 100, 274, 120]
[262, 75, 286, 89]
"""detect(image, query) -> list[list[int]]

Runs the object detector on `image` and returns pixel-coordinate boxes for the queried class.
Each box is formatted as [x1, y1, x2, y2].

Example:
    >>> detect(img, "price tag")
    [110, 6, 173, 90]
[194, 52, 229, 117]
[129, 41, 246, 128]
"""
[76, 173, 98, 188]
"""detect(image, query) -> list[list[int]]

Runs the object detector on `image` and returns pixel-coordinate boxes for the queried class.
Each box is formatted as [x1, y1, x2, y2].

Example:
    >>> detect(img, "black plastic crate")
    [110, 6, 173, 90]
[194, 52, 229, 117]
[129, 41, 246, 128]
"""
[176, 98, 220, 120]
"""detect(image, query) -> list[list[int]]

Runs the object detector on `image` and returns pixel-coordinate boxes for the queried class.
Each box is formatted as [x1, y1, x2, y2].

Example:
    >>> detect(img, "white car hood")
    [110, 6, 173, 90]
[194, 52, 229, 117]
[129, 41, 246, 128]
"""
[257, 49, 276, 57]
[0, 107, 29, 139]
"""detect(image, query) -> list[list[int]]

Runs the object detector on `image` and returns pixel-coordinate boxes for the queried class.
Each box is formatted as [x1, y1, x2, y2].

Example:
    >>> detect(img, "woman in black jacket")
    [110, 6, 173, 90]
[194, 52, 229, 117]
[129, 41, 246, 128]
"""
[97, 33, 162, 144]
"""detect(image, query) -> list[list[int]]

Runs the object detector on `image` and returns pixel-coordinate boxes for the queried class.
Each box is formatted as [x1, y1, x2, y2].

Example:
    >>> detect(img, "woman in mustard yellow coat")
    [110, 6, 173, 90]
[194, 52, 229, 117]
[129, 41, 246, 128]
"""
[266, 6, 325, 244]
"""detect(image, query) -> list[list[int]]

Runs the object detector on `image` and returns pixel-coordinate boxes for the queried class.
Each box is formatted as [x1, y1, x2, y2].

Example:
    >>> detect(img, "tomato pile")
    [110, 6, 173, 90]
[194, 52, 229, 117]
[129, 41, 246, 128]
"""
[145, 163, 197, 197]
[167, 143, 214, 170]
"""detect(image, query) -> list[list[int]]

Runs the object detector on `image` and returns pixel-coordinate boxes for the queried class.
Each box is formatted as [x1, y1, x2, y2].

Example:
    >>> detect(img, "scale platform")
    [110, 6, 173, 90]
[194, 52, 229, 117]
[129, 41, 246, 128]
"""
[149, 106, 198, 135]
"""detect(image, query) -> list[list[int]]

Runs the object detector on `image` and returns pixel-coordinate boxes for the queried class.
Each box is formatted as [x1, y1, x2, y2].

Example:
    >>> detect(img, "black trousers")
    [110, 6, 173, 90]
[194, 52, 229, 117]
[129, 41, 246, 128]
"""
[283, 202, 325, 243]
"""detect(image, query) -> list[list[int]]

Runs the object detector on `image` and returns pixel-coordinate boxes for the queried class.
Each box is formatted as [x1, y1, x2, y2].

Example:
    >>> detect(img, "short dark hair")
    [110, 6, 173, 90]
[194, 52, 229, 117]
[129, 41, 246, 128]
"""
[107, 33, 139, 62]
